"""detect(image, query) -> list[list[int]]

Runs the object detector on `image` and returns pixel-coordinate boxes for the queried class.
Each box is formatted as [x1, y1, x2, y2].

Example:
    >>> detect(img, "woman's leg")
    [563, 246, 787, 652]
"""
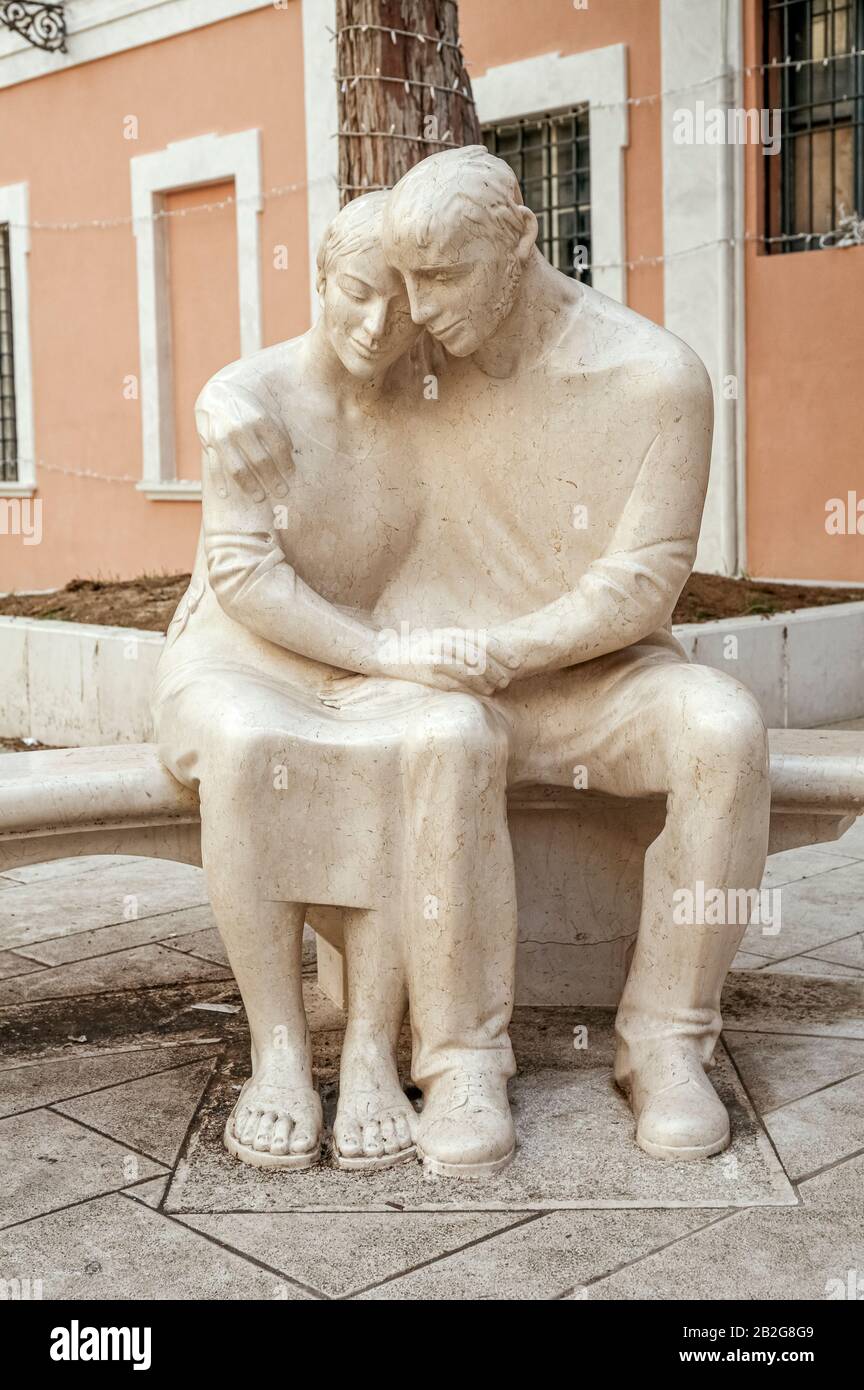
[333, 905, 417, 1163]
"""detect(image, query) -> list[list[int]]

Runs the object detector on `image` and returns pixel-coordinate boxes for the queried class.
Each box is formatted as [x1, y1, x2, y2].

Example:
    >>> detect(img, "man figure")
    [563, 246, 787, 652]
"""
[369, 146, 770, 1170]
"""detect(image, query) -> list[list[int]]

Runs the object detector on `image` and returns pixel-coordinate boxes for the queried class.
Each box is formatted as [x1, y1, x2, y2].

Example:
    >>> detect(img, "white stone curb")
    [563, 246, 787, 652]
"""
[2, 601, 863, 745]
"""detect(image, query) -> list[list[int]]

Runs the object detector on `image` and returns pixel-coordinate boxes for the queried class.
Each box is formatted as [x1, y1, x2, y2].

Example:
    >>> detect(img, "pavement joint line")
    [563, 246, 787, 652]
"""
[0, 1177, 170, 1234]
[789, 1140, 864, 1189]
[0, 1052, 221, 1121]
[723, 1027, 864, 1043]
[723, 1031, 798, 1185]
[0, 971, 234, 1008]
[43, 1102, 179, 1169]
[0, 1038, 224, 1073]
[551, 1206, 746, 1299]
[759, 1062, 864, 1118]
[342, 1210, 547, 1299]
[159, 1205, 331, 1300]
[1, 896, 212, 950]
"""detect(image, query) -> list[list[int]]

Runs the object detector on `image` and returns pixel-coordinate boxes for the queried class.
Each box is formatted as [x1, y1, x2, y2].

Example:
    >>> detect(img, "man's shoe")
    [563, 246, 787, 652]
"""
[416, 1070, 516, 1177]
[616, 1043, 731, 1162]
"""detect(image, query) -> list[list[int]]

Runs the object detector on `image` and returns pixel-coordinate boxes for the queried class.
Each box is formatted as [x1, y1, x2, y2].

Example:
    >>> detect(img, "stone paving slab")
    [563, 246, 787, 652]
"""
[0, 1108, 165, 1229]
[0, 943, 230, 1006]
[14, 905, 217, 966]
[166, 1011, 794, 1213]
[764, 955, 864, 979]
[0, 1041, 219, 1117]
[799, 1152, 864, 1207]
[0, 859, 208, 950]
[56, 1058, 216, 1165]
[182, 1210, 522, 1298]
[0, 1193, 311, 1300]
[761, 846, 860, 888]
[724, 1029, 864, 1113]
[740, 859, 864, 961]
[0, 950, 42, 979]
[762, 1070, 864, 1181]
[355, 1207, 722, 1301]
[584, 1207, 864, 1301]
[722, 969, 864, 1038]
[0, 854, 141, 884]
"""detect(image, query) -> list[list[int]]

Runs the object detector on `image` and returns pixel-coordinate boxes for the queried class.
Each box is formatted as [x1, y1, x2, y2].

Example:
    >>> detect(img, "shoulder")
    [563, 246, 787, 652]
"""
[555, 284, 713, 418]
[195, 339, 304, 446]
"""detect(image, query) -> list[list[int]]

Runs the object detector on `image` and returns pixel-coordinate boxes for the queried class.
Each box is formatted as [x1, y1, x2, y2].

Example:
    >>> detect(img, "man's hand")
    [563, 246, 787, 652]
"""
[371, 626, 519, 697]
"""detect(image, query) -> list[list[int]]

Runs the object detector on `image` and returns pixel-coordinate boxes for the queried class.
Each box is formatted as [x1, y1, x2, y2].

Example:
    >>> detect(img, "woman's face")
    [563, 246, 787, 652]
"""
[322, 243, 420, 381]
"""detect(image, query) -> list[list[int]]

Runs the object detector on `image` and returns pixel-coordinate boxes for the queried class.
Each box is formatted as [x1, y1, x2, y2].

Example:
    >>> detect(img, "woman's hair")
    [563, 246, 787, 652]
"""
[315, 190, 390, 297]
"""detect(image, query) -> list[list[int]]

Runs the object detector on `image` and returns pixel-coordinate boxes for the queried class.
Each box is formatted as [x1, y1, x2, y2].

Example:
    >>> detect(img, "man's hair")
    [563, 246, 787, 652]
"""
[384, 145, 531, 250]
[316, 190, 390, 296]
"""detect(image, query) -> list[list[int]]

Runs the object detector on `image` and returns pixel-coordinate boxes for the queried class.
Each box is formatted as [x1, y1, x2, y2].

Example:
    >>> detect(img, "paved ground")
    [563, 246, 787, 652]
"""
[1, 818, 863, 1300]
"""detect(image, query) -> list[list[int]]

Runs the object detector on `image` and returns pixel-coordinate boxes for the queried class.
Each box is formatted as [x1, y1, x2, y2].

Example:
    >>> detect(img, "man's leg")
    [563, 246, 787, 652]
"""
[399, 694, 518, 1176]
[611, 664, 769, 1159]
[502, 650, 770, 1161]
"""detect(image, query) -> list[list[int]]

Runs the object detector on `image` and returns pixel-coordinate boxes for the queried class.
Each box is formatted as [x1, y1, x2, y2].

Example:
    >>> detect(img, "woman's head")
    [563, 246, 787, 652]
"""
[316, 191, 420, 380]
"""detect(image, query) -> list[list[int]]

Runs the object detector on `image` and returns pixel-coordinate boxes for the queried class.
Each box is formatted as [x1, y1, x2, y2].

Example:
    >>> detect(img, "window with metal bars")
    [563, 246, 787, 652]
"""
[764, 0, 864, 250]
[483, 107, 592, 284]
[0, 223, 17, 481]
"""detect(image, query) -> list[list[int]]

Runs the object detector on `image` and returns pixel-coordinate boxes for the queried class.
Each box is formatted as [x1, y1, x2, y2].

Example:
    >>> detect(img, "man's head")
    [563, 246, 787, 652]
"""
[317, 190, 419, 380]
[383, 146, 538, 357]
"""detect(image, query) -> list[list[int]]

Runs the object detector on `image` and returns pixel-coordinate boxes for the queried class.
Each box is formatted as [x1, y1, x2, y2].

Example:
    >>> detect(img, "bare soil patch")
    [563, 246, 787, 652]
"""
[0, 571, 861, 633]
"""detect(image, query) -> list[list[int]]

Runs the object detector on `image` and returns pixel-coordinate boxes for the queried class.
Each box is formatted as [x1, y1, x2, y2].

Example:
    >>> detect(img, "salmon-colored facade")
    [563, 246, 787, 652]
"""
[0, 0, 861, 592]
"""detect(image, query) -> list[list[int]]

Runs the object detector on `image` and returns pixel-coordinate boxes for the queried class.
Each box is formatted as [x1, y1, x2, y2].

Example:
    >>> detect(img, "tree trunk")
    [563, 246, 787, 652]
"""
[336, 0, 482, 206]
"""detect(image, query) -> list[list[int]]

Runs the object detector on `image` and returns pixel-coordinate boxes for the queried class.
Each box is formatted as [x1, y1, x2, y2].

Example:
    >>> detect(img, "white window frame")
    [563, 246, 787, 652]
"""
[473, 46, 630, 304]
[130, 129, 262, 501]
[0, 182, 35, 498]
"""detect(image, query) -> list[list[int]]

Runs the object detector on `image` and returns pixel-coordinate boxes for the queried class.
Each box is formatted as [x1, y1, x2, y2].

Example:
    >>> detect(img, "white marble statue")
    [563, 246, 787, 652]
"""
[154, 148, 770, 1177]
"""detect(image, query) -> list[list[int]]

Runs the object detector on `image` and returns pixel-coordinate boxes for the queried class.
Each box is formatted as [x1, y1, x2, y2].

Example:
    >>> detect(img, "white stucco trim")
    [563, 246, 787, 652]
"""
[130, 129, 262, 496]
[0, 182, 35, 496]
[302, 0, 339, 323]
[661, 0, 746, 576]
[0, 0, 274, 90]
[472, 46, 630, 304]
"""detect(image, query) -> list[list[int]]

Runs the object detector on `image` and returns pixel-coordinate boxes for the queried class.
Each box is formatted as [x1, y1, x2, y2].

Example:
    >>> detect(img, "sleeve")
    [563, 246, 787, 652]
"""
[513, 351, 714, 669]
[196, 376, 379, 675]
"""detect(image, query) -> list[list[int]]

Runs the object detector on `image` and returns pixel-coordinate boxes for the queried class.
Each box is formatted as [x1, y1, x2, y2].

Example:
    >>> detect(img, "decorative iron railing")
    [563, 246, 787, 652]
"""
[0, 2, 66, 53]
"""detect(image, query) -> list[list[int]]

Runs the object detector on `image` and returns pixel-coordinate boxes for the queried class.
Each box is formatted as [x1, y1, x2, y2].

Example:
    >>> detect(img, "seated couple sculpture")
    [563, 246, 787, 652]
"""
[153, 146, 769, 1178]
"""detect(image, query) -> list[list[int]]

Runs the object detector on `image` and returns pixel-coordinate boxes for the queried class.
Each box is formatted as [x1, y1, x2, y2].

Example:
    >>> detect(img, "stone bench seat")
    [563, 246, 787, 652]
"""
[2, 732, 863, 1006]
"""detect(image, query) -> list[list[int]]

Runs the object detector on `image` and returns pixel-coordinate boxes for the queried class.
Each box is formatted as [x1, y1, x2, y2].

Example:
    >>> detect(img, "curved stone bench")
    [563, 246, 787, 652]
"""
[2, 732, 863, 1006]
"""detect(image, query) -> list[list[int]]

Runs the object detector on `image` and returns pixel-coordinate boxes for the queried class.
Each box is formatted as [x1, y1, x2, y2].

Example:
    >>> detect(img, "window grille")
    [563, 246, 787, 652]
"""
[764, 0, 864, 250]
[483, 106, 592, 283]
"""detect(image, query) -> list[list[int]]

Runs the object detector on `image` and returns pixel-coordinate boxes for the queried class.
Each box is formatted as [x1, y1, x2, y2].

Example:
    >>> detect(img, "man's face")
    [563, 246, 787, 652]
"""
[322, 243, 419, 381]
[384, 225, 523, 357]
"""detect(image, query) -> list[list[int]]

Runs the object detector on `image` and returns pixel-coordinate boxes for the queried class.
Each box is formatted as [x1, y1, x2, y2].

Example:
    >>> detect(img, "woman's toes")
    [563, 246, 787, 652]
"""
[253, 1110, 277, 1152]
[362, 1120, 385, 1158]
[394, 1113, 413, 1149]
[232, 1104, 251, 1140]
[381, 1116, 401, 1155]
[335, 1120, 363, 1157]
[270, 1115, 293, 1156]
[289, 1124, 316, 1155]
[240, 1108, 261, 1147]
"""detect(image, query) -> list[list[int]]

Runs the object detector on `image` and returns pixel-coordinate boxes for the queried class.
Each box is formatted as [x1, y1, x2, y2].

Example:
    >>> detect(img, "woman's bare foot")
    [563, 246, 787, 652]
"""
[225, 1045, 323, 1170]
[334, 1033, 418, 1170]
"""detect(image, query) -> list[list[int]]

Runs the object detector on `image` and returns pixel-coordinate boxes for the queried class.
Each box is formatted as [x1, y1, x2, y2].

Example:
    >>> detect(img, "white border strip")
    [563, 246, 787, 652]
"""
[0, 182, 35, 497]
[130, 129, 263, 498]
[302, 0, 339, 323]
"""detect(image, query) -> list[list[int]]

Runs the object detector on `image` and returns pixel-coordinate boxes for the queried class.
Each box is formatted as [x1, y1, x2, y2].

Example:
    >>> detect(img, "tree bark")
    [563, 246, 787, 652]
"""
[336, 0, 481, 206]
